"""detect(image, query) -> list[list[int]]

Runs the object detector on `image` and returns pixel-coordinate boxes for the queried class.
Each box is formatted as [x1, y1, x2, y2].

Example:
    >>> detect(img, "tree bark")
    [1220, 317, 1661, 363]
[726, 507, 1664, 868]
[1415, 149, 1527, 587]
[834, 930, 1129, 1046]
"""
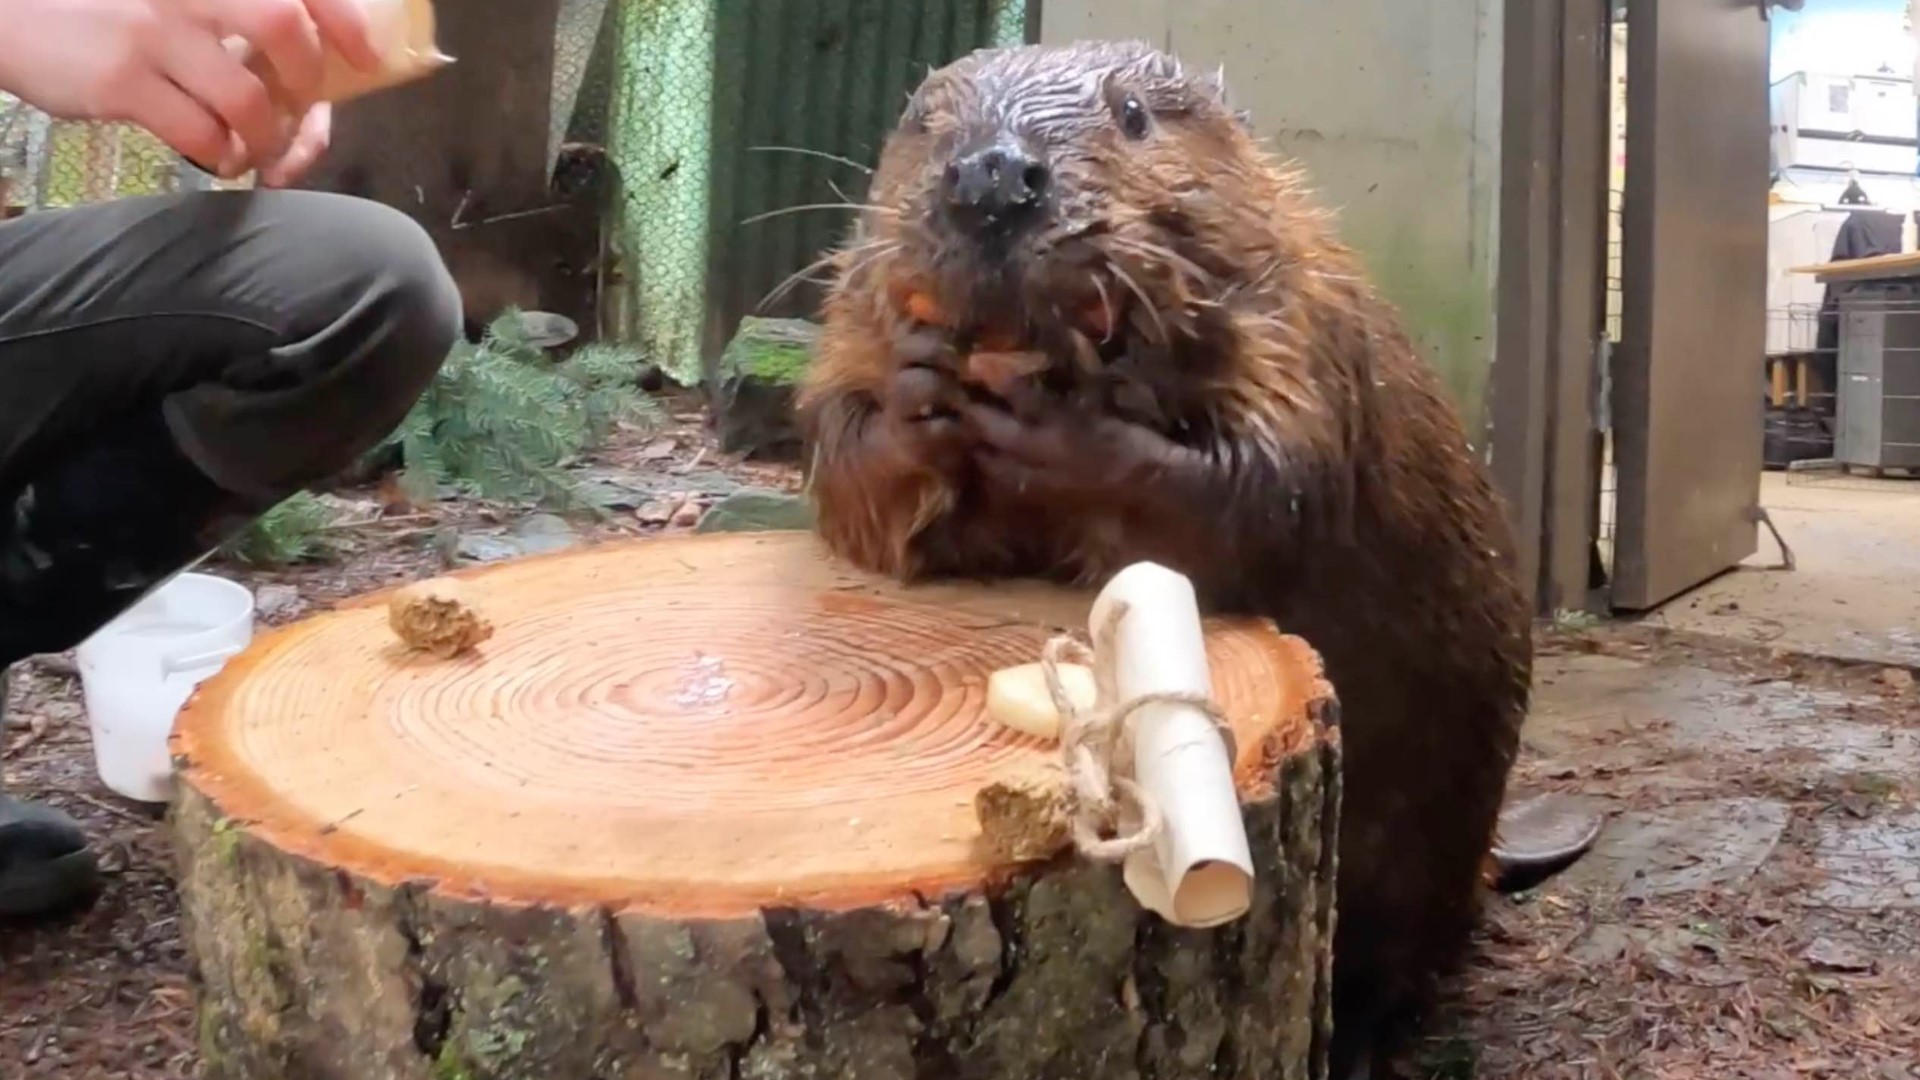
[171, 532, 1340, 1080]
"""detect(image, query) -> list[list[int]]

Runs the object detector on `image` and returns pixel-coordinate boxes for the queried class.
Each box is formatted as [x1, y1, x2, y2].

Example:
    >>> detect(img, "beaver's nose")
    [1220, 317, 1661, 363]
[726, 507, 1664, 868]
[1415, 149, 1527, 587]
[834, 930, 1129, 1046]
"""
[943, 143, 1050, 233]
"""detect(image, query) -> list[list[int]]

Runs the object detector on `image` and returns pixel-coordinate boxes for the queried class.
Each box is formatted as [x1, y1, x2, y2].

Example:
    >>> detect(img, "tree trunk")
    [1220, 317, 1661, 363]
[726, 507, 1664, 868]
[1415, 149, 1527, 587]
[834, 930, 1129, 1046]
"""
[172, 532, 1341, 1080]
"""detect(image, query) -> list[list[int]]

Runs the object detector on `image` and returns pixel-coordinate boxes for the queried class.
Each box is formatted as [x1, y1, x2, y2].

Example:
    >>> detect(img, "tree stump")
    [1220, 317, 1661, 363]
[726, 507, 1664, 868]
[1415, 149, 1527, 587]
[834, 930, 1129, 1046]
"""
[172, 532, 1341, 1080]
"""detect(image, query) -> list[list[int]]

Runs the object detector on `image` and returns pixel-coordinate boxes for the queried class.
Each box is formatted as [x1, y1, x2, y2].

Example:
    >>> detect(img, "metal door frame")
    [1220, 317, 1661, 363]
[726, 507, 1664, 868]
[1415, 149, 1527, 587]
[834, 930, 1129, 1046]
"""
[1608, 0, 1771, 611]
[1491, 0, 1613, 617]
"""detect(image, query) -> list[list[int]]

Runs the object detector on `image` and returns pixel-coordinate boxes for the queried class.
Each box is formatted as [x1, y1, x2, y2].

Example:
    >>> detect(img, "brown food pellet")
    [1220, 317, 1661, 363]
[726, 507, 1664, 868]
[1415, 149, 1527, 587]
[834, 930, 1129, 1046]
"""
[388, 577, 495, 659]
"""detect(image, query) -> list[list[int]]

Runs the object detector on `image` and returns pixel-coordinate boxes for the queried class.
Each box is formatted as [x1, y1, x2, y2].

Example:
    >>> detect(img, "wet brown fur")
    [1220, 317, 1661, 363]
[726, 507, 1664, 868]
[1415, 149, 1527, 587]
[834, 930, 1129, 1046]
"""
[796, 41, 1530, 1076]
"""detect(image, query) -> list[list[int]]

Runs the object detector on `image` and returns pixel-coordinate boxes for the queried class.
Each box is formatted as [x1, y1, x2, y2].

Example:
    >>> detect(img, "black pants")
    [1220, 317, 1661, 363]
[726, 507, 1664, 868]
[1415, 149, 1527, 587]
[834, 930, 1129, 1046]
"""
[0, 190, 461, 665]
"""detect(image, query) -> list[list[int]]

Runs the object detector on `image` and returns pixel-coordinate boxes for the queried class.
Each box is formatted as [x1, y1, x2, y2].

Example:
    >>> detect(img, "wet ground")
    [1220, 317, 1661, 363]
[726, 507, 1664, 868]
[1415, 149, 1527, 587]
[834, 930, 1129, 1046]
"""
[1435, 626, 1920, 1078]
[5, 441, 1920, 1077]
[1652, 470, 1920, 669]
[1433, 470, 1920, 1078]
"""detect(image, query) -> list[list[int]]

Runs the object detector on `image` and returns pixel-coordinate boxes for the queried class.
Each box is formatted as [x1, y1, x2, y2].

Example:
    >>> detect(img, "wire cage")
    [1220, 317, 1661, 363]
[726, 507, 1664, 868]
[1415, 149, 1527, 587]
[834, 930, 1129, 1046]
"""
[0, 95, 247, 217]
[591, 0, 1032, 386]
[1776, 284, 1920, 491]
[1764, 300, 1836, 477]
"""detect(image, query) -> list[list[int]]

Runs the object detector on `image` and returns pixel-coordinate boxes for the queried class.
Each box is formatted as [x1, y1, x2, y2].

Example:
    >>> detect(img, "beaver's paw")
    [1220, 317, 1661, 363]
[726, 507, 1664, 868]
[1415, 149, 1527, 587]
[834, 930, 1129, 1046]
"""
[959, 397, 1196, 510]
[878, 361, 976, 473]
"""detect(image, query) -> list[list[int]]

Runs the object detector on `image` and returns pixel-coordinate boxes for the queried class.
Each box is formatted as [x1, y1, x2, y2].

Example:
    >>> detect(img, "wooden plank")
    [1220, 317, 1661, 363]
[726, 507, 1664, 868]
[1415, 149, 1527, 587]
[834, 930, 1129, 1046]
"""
[1792, 249, 1920, 282]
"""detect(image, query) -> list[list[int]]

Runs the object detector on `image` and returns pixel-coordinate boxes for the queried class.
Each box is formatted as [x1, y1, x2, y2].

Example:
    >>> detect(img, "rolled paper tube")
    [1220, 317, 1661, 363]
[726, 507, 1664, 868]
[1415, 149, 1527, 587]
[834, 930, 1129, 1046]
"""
[1088, 561, 1255, 928]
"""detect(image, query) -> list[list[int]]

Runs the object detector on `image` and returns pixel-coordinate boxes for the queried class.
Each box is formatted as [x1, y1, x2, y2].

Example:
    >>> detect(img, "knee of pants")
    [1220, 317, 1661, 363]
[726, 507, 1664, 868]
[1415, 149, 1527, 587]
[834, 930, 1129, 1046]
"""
[167, 192, 466, 495]
[308, 194, 464, 414]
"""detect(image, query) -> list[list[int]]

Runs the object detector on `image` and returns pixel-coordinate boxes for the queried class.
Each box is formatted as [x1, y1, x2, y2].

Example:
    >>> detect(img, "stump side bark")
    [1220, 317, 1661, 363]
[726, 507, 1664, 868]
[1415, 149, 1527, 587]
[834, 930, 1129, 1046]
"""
[172, 532, 1341, 1080]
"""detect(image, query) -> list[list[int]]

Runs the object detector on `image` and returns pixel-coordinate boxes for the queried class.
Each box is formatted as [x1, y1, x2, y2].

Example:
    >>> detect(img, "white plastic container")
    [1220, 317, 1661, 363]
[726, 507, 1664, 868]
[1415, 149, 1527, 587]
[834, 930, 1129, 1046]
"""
[75, 573, 256, 803]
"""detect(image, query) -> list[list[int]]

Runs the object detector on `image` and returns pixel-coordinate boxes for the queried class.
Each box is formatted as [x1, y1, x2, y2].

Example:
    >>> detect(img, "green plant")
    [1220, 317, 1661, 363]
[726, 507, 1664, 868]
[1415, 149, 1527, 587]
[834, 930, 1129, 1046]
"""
[382, 310, 660, 509]
[219, 490, 339, 567]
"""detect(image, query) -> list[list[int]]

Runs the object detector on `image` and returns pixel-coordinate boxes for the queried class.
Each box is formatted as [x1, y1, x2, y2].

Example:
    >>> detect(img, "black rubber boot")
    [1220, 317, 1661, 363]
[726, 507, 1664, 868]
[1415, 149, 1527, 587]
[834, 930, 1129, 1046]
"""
[0, 408, 271, 664]
[0, 666, 102, 918]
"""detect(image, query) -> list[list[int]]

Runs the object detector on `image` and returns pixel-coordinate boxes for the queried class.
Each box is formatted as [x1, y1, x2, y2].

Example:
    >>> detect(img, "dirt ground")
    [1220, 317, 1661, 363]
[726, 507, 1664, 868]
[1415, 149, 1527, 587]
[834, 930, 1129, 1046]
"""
[4, 414, 1920, 1078]
[1430, 625, 1920, 1079]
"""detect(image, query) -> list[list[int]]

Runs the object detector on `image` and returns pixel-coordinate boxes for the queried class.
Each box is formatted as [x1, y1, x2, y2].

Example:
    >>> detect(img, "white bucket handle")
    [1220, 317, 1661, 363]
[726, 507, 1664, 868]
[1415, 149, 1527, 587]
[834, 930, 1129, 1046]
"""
[162, 645, 244, 679]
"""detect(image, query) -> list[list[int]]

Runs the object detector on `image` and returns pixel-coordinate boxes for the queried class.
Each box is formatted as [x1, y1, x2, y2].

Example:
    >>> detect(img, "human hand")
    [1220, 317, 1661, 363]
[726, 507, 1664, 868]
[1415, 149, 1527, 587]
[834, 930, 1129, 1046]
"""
[255, 100, 330, 187]
[0, 0, 380, 178]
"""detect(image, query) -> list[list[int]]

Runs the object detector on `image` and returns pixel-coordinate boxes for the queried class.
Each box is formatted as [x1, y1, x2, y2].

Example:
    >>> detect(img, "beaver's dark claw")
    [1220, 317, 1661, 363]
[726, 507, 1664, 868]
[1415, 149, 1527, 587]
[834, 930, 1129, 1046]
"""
[959, 398, 1199, 509]
[878, 363, 974, 472]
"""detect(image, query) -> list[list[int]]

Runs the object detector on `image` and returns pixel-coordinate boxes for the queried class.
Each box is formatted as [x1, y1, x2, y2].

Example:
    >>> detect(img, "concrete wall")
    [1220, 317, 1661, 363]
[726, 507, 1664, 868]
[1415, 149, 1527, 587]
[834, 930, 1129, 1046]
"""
[1039, 0, 1504, 435]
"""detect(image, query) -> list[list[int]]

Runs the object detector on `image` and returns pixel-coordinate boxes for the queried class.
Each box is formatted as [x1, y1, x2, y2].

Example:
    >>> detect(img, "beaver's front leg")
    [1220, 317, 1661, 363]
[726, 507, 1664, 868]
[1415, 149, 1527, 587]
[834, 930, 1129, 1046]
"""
[798, 325, 1060, 582]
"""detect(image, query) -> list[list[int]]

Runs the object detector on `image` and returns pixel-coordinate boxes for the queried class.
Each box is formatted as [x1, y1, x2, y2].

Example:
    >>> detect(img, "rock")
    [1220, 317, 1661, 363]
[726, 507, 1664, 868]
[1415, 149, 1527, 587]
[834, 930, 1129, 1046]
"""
[514, 310, 579, 349]
[1802, 936, 1875, 973]
[575, 465, 741, 512]
[455, 513, 582, 564]
[454, 534, 524, 564]
[1558, 797, 1790, 900]
[635, 497, 681, 526]
[693, 489, 815, 535]
[255, 584, 304, 621]
[514, 514, 580, 550]
[712, 316, 818, 462]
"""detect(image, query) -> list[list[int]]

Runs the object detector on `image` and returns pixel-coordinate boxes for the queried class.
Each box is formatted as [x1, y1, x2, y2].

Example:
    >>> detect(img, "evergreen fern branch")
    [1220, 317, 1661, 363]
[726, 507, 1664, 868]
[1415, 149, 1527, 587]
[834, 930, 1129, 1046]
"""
[362, 310, 660, 513]
[219, 490, 339, 567]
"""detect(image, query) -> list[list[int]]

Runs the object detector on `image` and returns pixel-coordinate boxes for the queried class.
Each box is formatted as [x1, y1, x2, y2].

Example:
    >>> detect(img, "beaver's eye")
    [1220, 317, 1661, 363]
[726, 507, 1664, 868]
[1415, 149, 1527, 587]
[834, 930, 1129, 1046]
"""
[1119, 95, 1150, 140]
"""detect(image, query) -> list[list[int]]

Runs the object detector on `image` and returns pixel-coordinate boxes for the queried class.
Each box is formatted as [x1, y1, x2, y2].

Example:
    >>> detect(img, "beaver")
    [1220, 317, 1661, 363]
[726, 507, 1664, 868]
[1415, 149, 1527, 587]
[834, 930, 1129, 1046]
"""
[796, 40, 1582, 1078]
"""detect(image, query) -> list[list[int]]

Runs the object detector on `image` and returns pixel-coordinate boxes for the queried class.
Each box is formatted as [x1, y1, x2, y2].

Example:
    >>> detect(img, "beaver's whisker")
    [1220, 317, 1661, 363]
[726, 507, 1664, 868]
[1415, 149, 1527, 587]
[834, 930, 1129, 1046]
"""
[764, 241, 903, 311]
[758, 249, 847, 312]
[1239, 256, 1286, 296]
[746, 145, 875, 175]
[741, 203, 899, 227]
[1110, 236, 1215, 286]
[1089, 274, 1117, 344]
[838, 242, 904, 293]
[1103, 259, 1168, 345]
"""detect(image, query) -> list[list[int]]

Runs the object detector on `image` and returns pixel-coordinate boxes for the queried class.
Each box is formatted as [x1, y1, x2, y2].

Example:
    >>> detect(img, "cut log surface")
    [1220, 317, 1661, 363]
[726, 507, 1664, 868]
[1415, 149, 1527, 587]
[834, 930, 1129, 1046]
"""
[173, 531, 1341, 1080]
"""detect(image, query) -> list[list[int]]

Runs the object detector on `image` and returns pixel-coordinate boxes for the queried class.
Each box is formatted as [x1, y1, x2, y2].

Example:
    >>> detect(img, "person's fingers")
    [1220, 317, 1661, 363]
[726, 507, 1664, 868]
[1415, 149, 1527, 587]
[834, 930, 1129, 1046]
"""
[200, 0, 326, 103]
[302, 0, 384, 72]
[256, 101, 330, 187]
[158, 26, 291, 172]
[121, 73, 236, 175]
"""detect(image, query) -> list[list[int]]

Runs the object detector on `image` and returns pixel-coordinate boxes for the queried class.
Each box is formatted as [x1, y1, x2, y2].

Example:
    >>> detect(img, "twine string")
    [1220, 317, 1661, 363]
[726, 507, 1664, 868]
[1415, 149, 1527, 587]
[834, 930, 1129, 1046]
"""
[1039, 598, 1237, 864]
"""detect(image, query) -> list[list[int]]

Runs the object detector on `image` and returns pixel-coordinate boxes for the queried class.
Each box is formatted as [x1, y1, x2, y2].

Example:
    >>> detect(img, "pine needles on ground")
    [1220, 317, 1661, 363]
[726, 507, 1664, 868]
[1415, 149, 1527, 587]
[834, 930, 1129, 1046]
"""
[383, 310, 661, 509]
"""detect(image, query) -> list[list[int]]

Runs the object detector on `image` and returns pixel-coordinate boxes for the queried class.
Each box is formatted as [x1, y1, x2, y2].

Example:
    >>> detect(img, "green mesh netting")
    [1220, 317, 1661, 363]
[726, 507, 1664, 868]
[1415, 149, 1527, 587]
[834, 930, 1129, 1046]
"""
[0, 96, 241, 213]
[593, 0, 1031, 386]
[602, 0, 717, 387]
